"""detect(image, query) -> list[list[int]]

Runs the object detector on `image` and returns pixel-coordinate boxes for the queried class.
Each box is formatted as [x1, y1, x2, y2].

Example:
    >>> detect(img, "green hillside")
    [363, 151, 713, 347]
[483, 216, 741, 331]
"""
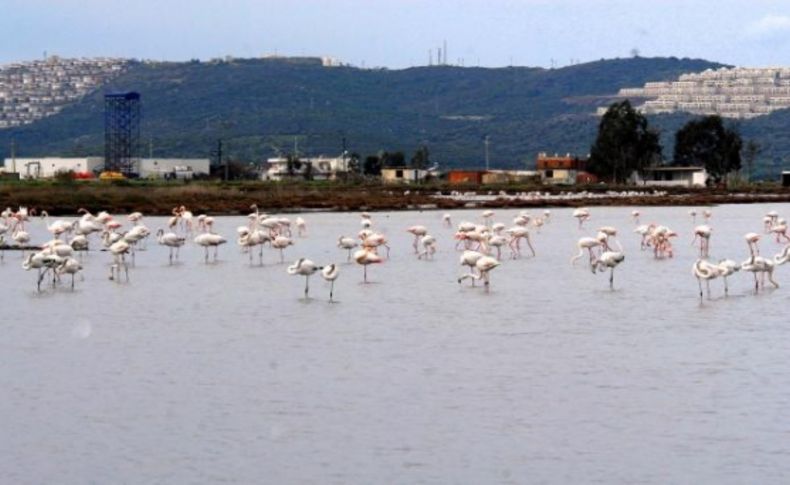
[1, 56, 762, 173]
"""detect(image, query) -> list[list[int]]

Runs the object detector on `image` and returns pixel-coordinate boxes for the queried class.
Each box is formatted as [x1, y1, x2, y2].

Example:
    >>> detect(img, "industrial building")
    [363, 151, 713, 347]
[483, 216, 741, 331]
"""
[632, 167, 707, 187]
[262, 154, 351, 181]
[2, 157, 103, 179]
[138, 158, 210, 179]
[2, 156, 210, 179]
[536, 153, 594, 185]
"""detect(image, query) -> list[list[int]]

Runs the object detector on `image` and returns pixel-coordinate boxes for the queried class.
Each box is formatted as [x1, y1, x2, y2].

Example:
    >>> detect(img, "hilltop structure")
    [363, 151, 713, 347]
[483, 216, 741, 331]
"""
[610, 66, 790, 119]
[0, 56, 128, 129]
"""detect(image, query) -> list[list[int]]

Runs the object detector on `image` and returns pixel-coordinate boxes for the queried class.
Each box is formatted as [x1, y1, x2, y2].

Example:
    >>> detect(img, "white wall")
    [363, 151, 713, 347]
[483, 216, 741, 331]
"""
[139, 158, 210, 178]
[3, 157, 102, 179]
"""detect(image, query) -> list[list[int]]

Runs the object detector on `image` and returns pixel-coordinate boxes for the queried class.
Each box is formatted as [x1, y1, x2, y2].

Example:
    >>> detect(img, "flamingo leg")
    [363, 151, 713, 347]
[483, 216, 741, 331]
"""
[329, 280, 334, 302]
[609, 267, 614, 289]
[304, 276, 309, 298]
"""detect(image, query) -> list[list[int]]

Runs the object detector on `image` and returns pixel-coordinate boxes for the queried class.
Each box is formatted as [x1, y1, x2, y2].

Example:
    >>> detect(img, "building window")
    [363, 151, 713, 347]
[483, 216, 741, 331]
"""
[545, 170, 554, 178]
[396, 169, 403, 178]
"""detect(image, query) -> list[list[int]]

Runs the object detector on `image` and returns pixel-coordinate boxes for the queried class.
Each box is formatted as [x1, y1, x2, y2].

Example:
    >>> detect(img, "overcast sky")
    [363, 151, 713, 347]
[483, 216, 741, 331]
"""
[2, 0, 789, 68]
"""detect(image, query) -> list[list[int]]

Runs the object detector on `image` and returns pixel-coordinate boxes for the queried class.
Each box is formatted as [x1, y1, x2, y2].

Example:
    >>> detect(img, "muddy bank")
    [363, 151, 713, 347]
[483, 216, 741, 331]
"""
[1, 181, 789, 216]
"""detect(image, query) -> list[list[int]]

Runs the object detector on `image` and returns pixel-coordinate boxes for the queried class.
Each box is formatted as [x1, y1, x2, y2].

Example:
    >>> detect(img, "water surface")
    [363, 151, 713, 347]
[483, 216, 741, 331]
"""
[2, 204, 790, 484]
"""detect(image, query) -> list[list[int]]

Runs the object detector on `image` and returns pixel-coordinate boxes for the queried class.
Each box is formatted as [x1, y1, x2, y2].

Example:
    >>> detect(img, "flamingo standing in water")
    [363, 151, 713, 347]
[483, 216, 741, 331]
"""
[287, 258, 321, 298]
[458, 250, 484, 286]
[337, 236, 358, 261]
[692, 259, 721, 299]
[417, 234, 437, 259]
[631, 210, 640, 225]
[689, 209, 697, 224]
[442, 213, 452, 228]
[194, 232, 227, 263]
[691, 225, 712, 257]
[354, 247, 382, 283]
[406, 225, 428, 253]
[457, 255, 500, 291]
[321, 263, 339, 302]
[56, 257, 83, 290]
[593, 251, 625, 289]
[295, 217, 307, 237]
[573, 208, 590, 228]
[108, 238, 131, 282]
[156, 229, 186, 264]
[571, 234, 606, 267]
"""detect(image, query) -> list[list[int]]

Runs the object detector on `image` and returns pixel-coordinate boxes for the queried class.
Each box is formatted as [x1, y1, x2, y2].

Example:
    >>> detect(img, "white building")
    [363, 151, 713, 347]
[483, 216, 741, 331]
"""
[262, 154, 351, 181]
[2, 157, 102, 179]
[632, 167, 707, 187]
[138, 158, 210, 179]
[380, 167, 432, 184]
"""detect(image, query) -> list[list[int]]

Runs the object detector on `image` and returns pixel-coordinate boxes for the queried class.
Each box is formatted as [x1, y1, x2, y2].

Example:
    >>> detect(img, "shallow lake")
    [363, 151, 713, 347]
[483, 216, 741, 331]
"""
[2, 204, 790, 484]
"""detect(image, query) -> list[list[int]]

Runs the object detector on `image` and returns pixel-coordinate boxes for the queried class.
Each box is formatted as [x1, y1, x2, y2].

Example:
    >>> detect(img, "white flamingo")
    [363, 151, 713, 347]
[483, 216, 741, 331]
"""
[321, 263, 339, 302]
[287, 258, 321, 298]
[156, 229, 186, 264]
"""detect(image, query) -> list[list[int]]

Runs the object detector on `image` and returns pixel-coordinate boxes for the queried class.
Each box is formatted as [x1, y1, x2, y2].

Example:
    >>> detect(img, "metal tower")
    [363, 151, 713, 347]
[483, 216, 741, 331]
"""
[104, 92, 141, 175]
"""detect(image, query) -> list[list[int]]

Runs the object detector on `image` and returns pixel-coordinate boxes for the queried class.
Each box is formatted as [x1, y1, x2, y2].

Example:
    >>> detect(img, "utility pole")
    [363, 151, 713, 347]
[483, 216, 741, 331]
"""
[148, 135, 153, 158]
[484, 135, 490, 170]
[217, 139, 226, 181]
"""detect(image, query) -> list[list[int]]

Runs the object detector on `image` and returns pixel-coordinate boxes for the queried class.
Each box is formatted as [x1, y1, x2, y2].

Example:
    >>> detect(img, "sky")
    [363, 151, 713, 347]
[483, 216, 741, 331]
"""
[2, 0, 790, 69]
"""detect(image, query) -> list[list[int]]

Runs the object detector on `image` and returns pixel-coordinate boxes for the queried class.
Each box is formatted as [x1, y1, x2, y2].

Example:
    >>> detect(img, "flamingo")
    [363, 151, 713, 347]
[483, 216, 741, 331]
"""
[156, 229, 186, 264]
[194, 232, 227, 263]
[271, 235, 293, 263]
[56, 257, 83, 290]
[744, 232, 761, 257]
[741, 256, 778, 292]
[417, 235, 437, 259]
[457, 255, 500, 291]
[442, 213, 452, 228]
[295, 217, 307, 237]
[287, 258, 321, 298]
[40, 210, 73, 239]
[631, 210, 640, 225]
[543, 210, 551, 224]
[689, 209, 697, 224]
[108, 239, 131, 281]
[354, 247, 382, 283]
[692, 259, 722, 299]
[321, 264, 339, 302]
[482, 210, 495, 226]
[572, 208, 590, 228]
[717, 259, 740, 295]
[406, 225, 428, 253]
[571, 235, 605, 266]
[593, 251, 625, 289]
[361, 233, 390, 258]
[691, 225, 712, 257]
[23, 251, 62, 291]
[459, 250, 484, 286]
[337, 236, 358, 261]
[506, 226, 536, 258]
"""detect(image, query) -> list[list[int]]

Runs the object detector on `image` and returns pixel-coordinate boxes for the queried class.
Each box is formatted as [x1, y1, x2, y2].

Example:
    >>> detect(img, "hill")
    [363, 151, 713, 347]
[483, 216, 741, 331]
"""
[0, 56, 756, 173]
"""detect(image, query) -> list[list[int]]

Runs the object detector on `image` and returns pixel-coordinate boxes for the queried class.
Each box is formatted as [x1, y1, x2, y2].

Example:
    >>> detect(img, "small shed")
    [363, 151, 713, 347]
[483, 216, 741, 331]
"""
[448, 170, 486, 185]
[380, 167, 429, 184]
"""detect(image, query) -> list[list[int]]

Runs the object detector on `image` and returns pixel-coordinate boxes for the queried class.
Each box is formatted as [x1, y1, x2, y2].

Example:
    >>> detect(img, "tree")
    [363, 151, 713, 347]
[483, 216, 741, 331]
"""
[743, 140, 761, 182]
[588, 100, 662, 184]
[410, 145, 430, 169]
[363, 155, 382, 176]
[674, 115, 742, 184]
[380, 151, 405, 168]
[346, 152, 361, 176]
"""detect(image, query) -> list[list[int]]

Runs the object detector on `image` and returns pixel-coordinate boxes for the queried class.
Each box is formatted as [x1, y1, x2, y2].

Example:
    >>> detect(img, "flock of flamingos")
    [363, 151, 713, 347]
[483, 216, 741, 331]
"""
[1, 203, 790, 300]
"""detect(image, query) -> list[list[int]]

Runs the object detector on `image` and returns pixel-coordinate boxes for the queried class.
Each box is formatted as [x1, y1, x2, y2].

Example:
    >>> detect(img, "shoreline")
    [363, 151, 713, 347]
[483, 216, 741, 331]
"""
[1, 181, 789, 216]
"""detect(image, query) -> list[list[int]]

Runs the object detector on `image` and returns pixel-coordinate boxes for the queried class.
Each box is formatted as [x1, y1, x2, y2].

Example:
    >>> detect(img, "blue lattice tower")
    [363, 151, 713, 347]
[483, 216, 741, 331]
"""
[104, 92, 141, 175]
